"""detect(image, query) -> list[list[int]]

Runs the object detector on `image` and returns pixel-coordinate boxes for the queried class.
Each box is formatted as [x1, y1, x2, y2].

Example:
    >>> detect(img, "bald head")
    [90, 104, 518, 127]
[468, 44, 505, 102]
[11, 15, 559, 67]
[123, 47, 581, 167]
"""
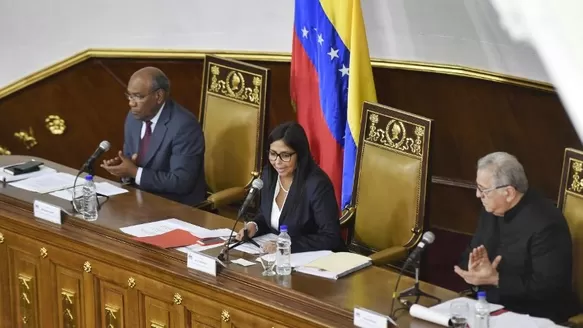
[126, 67, 170, 121]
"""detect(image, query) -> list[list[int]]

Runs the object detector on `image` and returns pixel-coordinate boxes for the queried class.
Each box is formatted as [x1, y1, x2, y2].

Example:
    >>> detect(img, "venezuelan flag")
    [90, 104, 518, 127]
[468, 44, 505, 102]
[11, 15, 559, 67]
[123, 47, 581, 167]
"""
[291, 0, 377, 208]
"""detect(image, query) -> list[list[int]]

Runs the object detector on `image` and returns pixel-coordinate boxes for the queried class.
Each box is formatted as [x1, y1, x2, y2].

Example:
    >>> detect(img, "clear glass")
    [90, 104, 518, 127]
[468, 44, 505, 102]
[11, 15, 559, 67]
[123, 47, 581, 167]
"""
[450, 300, 470, 328]
[257, 244, 277, 277]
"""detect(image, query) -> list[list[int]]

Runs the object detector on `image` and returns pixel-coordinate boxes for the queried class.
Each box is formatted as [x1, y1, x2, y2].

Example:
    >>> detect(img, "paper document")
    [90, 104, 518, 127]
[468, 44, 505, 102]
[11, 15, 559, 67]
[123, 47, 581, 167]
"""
[233, 233, 279, 254]
[430, 297, 503, 316]
[120, 218, 229, 253]
[491, 312, 558, 328]
[231, 258, 257, 267]
[9, 172, 76, 193]
[50, 182, 128, 201]
[294, 252, 371, 279]
[256, 250, 332, 268]
[0, 163, 57, 183]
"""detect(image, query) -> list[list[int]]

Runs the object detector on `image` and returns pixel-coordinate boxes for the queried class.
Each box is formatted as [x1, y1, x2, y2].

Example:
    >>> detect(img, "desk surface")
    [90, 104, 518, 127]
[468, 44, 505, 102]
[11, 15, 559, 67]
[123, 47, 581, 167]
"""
[0, 155, 458, 327]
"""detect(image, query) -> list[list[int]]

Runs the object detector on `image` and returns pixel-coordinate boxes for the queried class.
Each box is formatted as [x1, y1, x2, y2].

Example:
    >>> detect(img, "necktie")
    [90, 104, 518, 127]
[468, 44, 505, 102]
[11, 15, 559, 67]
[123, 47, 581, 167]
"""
[137, 121, 152, 165]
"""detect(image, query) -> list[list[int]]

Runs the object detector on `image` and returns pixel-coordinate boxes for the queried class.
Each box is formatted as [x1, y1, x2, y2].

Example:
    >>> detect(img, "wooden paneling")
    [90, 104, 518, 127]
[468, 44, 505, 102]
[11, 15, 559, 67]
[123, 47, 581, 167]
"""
[0, 57, 580, 291]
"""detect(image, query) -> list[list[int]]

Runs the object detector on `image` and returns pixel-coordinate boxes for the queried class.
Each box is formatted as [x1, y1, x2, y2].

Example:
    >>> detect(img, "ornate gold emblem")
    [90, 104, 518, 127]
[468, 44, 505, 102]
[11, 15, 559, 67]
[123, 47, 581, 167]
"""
[0, 232, 4, 243]
[570, 160, 583, 193]
[14, 127, 37, 149]
[45, 115, 66, 135]
[39, 247, 48, 258]
[366, 112, 425, 157]
[0, 146, 11, 155]
[127, 277, 136, 289]
[207, 64, 262, 105]
[173, 293, 182, 305]
[83, 261, 92, 273]
[221, 310, 231, 322]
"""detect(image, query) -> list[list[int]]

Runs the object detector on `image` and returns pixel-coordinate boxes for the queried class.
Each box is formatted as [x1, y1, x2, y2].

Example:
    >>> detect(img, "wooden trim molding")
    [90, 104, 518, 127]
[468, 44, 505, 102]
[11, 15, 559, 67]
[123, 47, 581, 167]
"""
[0, 48, 554, 99]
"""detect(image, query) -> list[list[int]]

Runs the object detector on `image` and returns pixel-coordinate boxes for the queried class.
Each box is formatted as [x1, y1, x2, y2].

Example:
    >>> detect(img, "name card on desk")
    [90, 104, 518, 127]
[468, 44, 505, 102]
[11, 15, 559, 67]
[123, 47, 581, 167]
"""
[33, 200, 62, 225]
[187, 251, 217, 276]
[354, 307, 396, 328]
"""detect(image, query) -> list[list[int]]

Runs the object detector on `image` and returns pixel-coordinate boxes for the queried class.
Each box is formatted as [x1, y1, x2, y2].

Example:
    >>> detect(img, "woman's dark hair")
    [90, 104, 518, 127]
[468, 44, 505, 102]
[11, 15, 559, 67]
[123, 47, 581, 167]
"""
[264, 121, 319, 222]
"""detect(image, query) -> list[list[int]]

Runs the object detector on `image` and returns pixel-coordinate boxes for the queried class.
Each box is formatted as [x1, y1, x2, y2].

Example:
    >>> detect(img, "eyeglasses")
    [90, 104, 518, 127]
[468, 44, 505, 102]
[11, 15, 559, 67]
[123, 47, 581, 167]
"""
[268, 150, 296, 162]
[476, 184, 510, 197]
[125, 88, 160, 102]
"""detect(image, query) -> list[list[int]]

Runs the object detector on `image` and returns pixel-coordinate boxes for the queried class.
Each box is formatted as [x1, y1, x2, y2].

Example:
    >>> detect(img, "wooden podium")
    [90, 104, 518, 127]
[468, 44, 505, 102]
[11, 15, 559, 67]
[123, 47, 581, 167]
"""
[0, 156, 456, 328]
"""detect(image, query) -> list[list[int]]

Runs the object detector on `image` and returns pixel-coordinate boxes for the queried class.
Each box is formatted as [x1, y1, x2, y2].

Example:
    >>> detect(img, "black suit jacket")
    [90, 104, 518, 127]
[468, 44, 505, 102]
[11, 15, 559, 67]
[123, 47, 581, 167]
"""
[460, 189, 577, 323]
[251, 168, 346, 253]
[123, 99, 206, 206]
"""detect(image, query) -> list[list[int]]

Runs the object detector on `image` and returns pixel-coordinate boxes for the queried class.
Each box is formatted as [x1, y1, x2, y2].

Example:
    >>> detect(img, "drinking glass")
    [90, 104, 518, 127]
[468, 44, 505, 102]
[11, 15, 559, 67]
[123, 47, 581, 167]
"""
[450, 300, 470, 328]
[257, 243, 276, 276]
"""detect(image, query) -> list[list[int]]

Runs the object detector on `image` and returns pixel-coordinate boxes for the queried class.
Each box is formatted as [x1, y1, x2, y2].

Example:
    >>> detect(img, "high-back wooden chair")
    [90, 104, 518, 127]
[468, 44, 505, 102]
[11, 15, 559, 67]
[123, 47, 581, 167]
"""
[196, 55, 270, 212]
[340, 101, 433, 266]
[558, 147, 583, 324]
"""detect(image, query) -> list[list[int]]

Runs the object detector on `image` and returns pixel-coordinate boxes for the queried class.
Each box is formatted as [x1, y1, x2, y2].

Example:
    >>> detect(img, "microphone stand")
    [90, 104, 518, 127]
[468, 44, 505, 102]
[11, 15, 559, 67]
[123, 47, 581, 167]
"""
[396, 258, 441, 305]
[217, 203, 260, 262]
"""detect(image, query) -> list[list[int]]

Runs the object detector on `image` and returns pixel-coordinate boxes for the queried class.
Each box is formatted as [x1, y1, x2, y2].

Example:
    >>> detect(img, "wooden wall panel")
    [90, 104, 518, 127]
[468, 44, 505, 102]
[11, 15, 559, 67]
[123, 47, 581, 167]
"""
[0, 57, 580, 291]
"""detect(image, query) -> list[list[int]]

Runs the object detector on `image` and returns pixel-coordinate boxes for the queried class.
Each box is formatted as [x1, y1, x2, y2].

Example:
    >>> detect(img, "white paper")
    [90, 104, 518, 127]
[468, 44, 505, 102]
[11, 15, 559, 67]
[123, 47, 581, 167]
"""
[33, 200, 62, 224]
[0, 163, 57, 182]
[233, 233, 279, 254]
[491, 312, 557, 328]
[187, 251, 217, 276]
[231, 258, 257, 267]
[430, 297, 504, 316]
[294, 266, 339, 280]
[95, 182, 128, 196]
[255, 250, 332, 268]
[9, 172, 76, 193]
[410, 304, 451, 327]
[120, 218, 227, 253]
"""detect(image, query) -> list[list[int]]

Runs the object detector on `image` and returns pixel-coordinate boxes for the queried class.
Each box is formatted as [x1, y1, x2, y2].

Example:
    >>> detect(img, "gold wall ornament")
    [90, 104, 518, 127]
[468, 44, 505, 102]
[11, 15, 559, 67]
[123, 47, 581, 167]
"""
[14, 127, 38, 149]
[18, 273, 35, 326]
[0, 146, 11, 155]
[365, 111, 425, 158]
[207, 64, 263, 106]
[83, 261, 92, 273]
[0, 232, 4, 243]
[62, 289, 76, 326]
[172, 293, 182, 305]
[127, 277, 136, 288]
[39, 247, 48, 258]
[570, 160, 583, 193]
[221, 309, 230, 322]
[45, 115, 67, 135]
[105, 304, 119, 328]
[150, 321, 166, 328]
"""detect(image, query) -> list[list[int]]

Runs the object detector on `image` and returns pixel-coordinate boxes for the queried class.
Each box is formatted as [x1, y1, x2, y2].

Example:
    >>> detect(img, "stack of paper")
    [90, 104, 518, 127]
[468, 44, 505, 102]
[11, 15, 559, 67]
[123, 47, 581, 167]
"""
[0, 163, 57, 183]
[295, 252, 372, 280]
[9, 172, 76, 193]
[50, 182, 128, 201]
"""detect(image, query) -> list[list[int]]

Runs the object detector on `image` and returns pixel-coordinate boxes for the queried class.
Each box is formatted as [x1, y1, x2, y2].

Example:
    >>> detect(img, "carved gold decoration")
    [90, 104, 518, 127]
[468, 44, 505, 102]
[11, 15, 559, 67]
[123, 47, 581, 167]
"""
[366, 112, 425, 158]
[127, 277, 136, 289]
[105, 304, 119, 328]
[14, 127, 38, 149]
[62, 289, 76, 326]
[207, 64, 262, 105]
[172, 293, 182, 305]
[0, 232, 4, 243]
[570, 160, 583, 193]
[0, 146, 11, 155]
[150, 321, 166, 328]
[18, 273, 35, 326]
[45, 115, 67, 135]
[83, 261, 92, 273]
[40, 247, 48, 258]
[221, 309, 231, 322]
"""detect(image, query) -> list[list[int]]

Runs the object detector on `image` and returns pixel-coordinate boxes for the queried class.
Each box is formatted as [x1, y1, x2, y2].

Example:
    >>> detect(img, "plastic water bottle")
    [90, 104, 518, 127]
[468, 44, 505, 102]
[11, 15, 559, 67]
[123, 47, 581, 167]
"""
[82, 175, 98, 221]
[474, 291, 490, 328]
[275, 225, 292, 275]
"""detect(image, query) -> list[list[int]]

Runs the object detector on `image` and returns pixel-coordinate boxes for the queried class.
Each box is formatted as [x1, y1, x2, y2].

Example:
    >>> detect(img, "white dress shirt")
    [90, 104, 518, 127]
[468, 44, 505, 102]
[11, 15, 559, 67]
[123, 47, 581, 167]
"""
[135, 102, 165, 185]
[270, 176, 288, 230]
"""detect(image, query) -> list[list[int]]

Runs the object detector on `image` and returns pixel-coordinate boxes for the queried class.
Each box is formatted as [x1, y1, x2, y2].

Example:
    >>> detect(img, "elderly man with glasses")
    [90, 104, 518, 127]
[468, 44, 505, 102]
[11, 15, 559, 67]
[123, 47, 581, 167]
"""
[454, 152, 577, 323]
[101, 67, 206, 206]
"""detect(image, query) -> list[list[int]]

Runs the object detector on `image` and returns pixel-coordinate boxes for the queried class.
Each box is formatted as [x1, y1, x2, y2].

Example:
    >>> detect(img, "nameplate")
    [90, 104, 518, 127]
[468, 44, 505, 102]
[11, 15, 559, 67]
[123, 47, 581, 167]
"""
[33, 200, 62, 225]
[354, 307, 395, 328]
[187, 251, 217, 276]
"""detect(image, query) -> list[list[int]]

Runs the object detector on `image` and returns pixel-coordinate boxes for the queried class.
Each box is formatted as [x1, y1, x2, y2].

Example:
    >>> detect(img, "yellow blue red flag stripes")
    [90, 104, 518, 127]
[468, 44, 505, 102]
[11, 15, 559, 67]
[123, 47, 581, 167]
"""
[290, 0, 377, 208]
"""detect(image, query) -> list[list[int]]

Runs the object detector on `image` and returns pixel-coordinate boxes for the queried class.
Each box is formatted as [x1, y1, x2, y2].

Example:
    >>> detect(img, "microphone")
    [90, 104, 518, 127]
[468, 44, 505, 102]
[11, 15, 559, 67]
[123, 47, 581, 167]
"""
[80, 140, 111, 173]
[403, 231, 435, 268]
[237, 178, 264, 218]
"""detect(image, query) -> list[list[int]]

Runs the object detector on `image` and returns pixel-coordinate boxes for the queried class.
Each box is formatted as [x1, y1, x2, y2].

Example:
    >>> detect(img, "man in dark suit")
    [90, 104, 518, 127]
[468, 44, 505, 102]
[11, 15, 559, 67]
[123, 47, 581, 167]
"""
[101, 67, 206, 206]
[454, 152, 577, 323]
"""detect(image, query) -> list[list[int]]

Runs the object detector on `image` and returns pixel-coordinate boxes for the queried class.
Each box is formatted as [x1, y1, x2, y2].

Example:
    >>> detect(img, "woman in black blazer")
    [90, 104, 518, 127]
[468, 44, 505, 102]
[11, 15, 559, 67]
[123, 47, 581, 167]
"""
[236, 122, 346, 253]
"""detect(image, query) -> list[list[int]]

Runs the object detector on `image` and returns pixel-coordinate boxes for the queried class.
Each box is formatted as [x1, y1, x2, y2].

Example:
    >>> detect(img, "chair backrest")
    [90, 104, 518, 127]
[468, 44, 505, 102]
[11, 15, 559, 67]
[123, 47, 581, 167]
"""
[558, 147, 583, 308]
[199, 55, 270, 193]
[350, 101, 432, 253]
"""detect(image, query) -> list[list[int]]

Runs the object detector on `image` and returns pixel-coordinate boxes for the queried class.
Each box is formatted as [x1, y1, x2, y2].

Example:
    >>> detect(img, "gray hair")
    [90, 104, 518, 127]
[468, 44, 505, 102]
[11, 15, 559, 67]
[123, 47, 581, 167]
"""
[477, 152, 529, 193]
[151, 71, 170, 93]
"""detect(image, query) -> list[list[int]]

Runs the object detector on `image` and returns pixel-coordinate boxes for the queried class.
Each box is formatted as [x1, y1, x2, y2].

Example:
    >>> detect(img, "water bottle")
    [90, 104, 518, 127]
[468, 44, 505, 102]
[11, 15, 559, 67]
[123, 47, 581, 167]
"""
[275, 225, 292, 275]
[82, 175, 98, 221]
[474, 291, 490, 328]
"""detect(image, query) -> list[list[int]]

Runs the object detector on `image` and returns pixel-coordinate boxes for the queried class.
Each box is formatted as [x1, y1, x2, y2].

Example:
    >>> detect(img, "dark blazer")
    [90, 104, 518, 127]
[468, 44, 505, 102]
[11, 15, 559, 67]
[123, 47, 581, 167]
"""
[123, 99, 206, 206]
[251, 167, 346, 253]
[460, 189, 577, 323]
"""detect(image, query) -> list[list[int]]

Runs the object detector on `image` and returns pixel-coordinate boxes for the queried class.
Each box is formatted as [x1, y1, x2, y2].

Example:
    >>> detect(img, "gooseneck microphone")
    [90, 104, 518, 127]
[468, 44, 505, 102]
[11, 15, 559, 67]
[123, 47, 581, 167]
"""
[403, 231, 435, 268]
[80, 140, 111, 174]
[237, 179, 264, 218]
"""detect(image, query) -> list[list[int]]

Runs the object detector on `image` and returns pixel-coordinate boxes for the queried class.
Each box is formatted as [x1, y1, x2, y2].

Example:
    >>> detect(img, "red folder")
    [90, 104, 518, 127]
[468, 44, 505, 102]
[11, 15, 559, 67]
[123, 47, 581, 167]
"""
[132, 229, 199, 248]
